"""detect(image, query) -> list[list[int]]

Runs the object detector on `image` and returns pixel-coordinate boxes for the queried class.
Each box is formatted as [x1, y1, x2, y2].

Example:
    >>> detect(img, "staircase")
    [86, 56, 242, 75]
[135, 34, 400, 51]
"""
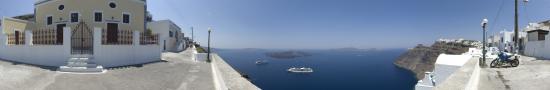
[59, 55, 105, 73]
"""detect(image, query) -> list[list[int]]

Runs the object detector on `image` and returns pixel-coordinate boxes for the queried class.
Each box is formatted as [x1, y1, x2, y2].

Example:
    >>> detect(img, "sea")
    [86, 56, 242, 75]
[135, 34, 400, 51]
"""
[216, 48, 417, 90]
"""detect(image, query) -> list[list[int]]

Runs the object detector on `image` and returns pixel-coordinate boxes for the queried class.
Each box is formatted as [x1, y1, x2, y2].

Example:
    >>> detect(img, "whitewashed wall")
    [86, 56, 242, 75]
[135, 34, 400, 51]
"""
[148, 20, 181, 52]
[0, 27, 161, 67]
[525, 34, 550, 59]
[91, 27, 161, 67]
[0, 27, 71, 66]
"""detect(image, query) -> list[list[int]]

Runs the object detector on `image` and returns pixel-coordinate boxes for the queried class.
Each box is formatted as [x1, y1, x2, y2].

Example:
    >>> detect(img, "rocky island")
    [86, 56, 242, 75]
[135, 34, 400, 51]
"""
[266, 50, 311, 59]
[394, 39, 478, 80]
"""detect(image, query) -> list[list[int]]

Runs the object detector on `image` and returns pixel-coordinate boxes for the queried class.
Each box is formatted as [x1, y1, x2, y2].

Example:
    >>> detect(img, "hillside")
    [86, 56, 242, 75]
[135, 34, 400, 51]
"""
[394, 40, 477, 80]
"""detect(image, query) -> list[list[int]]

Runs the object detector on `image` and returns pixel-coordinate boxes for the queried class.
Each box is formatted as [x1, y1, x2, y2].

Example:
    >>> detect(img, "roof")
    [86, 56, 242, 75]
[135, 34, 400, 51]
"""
[527, 29, 550, 33]
[12, 14, 35, 21]
[435, 54, 472, 66]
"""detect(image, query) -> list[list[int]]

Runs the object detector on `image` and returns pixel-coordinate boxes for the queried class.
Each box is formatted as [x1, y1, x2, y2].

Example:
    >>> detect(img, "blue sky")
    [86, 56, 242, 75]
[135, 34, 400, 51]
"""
[2, 0, 550, 49]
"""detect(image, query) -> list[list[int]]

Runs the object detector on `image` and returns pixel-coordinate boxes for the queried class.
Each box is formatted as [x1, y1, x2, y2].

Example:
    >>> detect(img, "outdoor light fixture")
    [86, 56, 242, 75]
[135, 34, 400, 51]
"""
[481, 18, 488, 28]
[481, 18, 488, 67]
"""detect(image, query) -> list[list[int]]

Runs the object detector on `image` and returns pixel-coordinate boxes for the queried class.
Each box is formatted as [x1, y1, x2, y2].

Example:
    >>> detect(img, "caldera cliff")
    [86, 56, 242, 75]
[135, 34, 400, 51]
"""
[394, 40, 478, 80]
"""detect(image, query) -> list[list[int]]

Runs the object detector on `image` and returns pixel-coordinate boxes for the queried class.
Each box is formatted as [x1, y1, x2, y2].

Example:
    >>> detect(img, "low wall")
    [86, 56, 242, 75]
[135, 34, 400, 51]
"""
[92, 27, 161, 67]
[434, 57, 479, 90]
[0, 27, 161, 67]
[93, 45, 160, 67]
[0, 28, 71, 66]
[211, 53, 260, 90]
[524, 41, 550, 59]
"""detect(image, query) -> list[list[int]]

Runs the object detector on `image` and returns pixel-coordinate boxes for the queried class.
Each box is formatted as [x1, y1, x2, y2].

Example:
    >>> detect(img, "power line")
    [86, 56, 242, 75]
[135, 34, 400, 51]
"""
[489, 0, 506, 33]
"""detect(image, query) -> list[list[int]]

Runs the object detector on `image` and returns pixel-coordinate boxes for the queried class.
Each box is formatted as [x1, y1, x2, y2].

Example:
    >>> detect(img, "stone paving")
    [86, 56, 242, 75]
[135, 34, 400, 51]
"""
[0, 48, 215, 90]
[478, 56, 550, 90]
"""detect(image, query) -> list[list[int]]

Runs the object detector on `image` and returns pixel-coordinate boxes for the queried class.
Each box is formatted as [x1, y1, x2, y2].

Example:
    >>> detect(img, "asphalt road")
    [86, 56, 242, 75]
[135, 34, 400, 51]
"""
[0, 49, 215, 90]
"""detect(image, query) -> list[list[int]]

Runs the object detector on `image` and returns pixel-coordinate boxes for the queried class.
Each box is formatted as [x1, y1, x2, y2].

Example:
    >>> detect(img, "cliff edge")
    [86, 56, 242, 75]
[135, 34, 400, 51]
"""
[394, 40, 477, 80]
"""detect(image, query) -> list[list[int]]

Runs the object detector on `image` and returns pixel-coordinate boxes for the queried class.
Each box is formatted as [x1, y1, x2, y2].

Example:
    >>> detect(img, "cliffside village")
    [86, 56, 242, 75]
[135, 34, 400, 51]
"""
[416, 19, 550, 90]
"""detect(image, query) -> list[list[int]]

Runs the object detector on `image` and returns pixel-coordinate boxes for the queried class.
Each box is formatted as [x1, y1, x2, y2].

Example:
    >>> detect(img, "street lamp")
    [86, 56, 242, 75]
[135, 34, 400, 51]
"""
[207, 27, 212, 62]
[481, 18, 488, 67]
[191, 27, 194, 44]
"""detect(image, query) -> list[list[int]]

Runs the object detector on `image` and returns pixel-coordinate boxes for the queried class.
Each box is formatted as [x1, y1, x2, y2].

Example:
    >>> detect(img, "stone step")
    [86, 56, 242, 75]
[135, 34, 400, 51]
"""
[59, 66, 104, 73]
[67, 62, 89, 67]
[59, 55, 104, 73]
[68, 58, 90, 62]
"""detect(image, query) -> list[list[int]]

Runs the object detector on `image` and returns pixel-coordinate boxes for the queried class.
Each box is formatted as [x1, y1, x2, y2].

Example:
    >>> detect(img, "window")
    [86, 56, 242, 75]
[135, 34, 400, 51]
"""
[169, 31, 173, 37]
[58, 5, 64, 10]
[71, 13, 78, 23]
[47, 16, 52, 25]
[123, 13, 130, 24]
[539, 31, 549, 41]
[94, 12, 102, 22]
[109, 2, 116, 8]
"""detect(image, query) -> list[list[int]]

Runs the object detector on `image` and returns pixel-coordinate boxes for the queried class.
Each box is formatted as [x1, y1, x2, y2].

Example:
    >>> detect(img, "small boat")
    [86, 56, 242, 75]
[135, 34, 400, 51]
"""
[255, 60, 267, 65]
[255, 58, 267, 65]
[287, 67, 313, 73]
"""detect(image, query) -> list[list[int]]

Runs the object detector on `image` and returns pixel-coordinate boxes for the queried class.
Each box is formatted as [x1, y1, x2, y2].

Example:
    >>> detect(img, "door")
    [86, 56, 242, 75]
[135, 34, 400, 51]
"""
[107, 23, 118, 43]
[71, 22, 93, 55]
[14, 31, 20, 44]
[57, 24, 66, 44]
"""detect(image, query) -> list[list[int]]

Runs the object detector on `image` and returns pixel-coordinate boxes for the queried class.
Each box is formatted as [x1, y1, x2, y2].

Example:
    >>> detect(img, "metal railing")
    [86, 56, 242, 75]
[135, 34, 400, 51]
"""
[140, 32, 158, 45]
[6, 32, 25, 45]
[102, 29, 133, 45]
[32, 28, 62, 45]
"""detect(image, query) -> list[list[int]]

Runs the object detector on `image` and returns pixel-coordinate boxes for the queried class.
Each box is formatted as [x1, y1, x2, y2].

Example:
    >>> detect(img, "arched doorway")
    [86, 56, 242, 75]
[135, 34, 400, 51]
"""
[71, 21, 93, 55]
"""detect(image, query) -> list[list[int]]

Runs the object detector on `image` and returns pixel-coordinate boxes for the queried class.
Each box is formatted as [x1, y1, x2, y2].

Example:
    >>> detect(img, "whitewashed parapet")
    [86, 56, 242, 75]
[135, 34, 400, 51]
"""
[211, 53, 261, 90]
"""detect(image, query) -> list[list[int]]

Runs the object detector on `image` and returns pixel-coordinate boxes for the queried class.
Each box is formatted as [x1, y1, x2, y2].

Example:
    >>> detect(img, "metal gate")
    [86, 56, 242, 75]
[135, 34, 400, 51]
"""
[71, 21, 93, 55]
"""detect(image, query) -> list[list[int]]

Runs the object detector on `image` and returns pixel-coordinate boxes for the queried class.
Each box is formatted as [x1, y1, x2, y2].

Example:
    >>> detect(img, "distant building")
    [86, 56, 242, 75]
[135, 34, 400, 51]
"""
[148, 20, 183, 52]
[498, 30, 514, 52]
[487, 29, 527, 53]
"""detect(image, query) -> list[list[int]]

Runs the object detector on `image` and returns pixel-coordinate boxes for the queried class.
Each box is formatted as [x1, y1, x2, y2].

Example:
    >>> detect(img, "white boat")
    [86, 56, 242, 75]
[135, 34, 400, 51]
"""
[287, 67, 313, 73]
[255, 60, 267, 65]
[255, 58, 268, 65]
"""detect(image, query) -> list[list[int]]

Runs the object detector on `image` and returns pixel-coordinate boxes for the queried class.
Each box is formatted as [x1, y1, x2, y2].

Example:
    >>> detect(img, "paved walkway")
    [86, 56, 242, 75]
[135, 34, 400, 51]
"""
[0, 48, 215, 90]
[478, 56, 550, 90]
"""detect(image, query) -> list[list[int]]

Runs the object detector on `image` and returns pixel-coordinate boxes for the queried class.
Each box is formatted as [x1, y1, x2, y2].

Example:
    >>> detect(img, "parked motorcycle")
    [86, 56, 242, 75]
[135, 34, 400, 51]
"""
[490, 51, 519, 68]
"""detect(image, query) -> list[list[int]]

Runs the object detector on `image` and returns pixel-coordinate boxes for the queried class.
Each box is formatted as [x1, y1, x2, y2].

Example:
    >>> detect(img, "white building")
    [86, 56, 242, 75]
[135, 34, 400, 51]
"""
[524, 21, 550, 59]
[0, 0, 187, 72]
[147, 20, 184, 52]
[415, 54, 473, 90]
[489, 29, 526, 53]
[498, 30, 514, 52]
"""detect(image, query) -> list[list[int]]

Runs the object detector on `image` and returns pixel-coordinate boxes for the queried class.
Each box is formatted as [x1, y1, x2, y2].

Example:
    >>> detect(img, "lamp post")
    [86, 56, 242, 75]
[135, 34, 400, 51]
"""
[191, 27, 194, 43]
[207, 27, 212, 62]
[481, 18, 488, 67]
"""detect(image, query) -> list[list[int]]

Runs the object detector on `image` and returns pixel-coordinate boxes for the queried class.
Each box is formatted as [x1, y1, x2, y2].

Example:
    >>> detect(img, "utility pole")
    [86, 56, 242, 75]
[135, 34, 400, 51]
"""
[514, 0, 519, 54]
